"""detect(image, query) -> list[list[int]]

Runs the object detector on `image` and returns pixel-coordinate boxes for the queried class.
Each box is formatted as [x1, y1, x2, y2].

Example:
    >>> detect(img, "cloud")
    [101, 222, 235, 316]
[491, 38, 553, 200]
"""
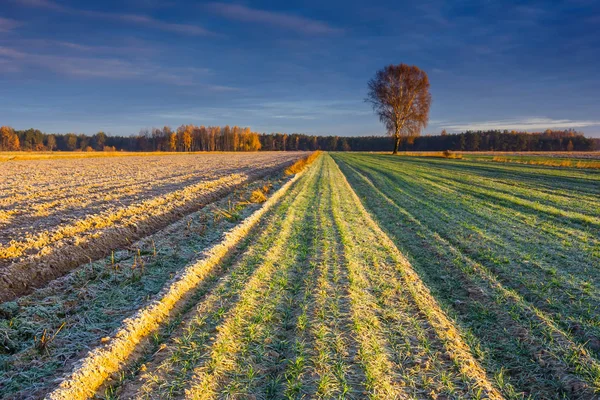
[2, 37, 158, 57]
[0, 17, 21, 32]
[14, 0, 214, 36]
[444, 117, 600, 132]
[0, 46, 209, 85]
[205, 84, 241, 92]
[98, 12, 213, 36]
[15, 0, 67, 11]
[207, 3, 342, 35]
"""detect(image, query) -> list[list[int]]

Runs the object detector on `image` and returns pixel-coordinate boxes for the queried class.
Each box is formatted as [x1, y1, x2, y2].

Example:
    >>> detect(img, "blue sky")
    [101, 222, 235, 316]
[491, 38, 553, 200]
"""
[1, 0, 599, 137]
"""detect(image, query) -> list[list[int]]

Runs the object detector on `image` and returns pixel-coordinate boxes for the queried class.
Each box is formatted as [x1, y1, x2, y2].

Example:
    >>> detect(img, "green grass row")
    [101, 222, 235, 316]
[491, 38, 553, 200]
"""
[333, 153, 600, 399]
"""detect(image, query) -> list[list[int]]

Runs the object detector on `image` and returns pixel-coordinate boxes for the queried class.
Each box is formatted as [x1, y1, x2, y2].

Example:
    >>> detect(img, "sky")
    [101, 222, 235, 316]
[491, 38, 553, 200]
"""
[1, 0, 599, 137]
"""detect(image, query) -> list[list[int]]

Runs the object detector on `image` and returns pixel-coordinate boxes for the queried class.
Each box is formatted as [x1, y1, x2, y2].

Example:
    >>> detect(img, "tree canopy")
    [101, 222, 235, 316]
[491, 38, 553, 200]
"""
[367, 64, 432, 154]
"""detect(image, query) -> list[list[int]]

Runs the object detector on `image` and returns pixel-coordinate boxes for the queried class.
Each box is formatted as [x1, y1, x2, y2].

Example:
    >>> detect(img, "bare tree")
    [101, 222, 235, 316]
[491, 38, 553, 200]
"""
[367, 64, 432, 154]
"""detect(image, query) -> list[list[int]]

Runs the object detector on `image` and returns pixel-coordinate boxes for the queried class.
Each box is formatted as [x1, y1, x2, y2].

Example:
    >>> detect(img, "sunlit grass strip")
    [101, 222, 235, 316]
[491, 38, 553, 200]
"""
[328, 155, 503, 399]
[124, 208, 290, 398]
[329, 157, 473, 396]
[45, 160, 316, 400]
[320, 157, 406, 399]
[305, 178, 357, 398]
[184, 157, 321, 399]
[219, 172, 320, 398]
[491, 156, 600, 169]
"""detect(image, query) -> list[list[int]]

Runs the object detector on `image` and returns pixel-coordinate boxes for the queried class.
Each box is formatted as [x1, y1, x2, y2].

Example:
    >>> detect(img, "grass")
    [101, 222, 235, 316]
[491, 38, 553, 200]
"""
[332, 152, 600, 398]
[488, 155, 600, 169]
[456, 153, 600, 169]
[0, 151, 283, 162]
[0, 175, 293, 399]
[285, 151, 321, 175]
[94, 154, 498, 399]
[4, 151, 599, 399]
[395, 150, 463, 159]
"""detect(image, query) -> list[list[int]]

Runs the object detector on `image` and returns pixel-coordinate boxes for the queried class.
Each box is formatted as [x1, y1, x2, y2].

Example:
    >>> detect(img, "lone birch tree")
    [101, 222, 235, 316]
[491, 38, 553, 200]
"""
[367, 64, 431, 154]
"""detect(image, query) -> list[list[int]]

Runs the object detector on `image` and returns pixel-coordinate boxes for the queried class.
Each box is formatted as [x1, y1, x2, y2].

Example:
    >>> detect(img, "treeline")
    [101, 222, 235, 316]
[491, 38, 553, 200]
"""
[407, 129, 597, 152]
[0, 125, 262, 152]
[0, 125, 597, 152]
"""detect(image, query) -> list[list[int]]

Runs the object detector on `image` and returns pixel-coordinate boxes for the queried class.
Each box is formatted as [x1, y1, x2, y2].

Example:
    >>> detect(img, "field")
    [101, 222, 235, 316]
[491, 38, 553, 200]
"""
[1, 152, 599, 399]
[0, 152, 304, 301]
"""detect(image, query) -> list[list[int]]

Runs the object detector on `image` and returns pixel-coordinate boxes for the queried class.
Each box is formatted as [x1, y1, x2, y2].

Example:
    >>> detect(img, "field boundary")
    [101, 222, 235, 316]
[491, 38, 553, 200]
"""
[45, 156, 319, 400]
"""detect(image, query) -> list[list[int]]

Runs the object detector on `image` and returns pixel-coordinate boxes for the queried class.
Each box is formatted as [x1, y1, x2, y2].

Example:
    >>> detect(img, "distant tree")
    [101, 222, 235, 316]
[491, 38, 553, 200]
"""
[65, 134, 75, 150]
[182, 126, 192, 152]
[567, 139, 574, 152]
[46, 134, 56, 151]
[93, 131, 107, 150]
[441, 129, 447, 136]
[341, 139, 351, 151]
[282, 133, 288, 151]
[367, 63, 432, 154]
[329, 136, 339, 151]
[162, 126, 173, 151]
[169, 132, 177, 151]
[459, 134, 466, 151]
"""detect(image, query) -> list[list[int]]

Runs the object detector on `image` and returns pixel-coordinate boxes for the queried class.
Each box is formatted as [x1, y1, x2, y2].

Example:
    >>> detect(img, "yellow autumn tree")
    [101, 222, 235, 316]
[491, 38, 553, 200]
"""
[169, 132, 177, 151]
[182, 125, 193, 152]
[0, 126, 20, 151]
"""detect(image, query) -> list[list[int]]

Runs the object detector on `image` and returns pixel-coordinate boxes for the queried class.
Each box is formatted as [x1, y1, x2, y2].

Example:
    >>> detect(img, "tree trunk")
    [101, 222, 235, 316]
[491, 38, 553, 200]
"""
[392, 135, 400, 154]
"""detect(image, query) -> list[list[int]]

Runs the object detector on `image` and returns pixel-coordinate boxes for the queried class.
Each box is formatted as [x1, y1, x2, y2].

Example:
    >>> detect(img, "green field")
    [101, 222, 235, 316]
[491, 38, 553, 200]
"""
[2, 153, 599, 399]
[333, 153, 600, 398]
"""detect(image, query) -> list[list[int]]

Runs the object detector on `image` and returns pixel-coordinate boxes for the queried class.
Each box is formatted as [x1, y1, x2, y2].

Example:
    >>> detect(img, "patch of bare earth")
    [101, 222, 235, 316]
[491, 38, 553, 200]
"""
[0, 152, 304, 301]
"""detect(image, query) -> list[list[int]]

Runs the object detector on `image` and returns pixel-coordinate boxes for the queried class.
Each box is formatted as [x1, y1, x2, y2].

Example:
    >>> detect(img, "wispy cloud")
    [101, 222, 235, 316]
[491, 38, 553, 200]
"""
[0, 17, 21, 32]
[444, 117, 600, 132]
[207, 3, 342, 35]
[0, 46, 209, 85]
[2, 37, 158, 57]
[14, 0, 214, 36]
[15, 0, 67, 11]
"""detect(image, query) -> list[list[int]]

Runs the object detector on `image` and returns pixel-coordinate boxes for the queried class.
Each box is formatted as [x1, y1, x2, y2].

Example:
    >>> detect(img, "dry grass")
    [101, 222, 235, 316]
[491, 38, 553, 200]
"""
[463, 151, 600, 159]
[0, 151, 269, 162]
[492, 155, 600, 169]
[284, 151, 322, 175]
[395, 151, 463, 159]
[248, 189, 268, 203]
